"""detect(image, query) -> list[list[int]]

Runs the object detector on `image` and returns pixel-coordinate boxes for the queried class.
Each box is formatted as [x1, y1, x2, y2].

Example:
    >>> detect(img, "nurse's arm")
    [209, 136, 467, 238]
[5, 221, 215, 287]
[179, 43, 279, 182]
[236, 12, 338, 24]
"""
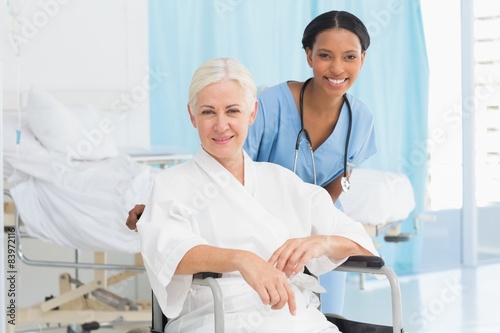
[323, 174, 344, 203]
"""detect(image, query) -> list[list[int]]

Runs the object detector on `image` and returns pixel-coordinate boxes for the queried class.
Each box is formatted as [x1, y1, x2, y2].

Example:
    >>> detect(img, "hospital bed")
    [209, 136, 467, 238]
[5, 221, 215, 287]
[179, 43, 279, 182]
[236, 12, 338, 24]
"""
[2, 86, 191, 331]
[4, 188, 149, 325]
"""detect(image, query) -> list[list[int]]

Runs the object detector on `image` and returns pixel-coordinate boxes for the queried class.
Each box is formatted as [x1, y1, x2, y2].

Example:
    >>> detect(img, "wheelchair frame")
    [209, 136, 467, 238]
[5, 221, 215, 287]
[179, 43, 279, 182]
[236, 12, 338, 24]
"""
[149, 256, 404, 333]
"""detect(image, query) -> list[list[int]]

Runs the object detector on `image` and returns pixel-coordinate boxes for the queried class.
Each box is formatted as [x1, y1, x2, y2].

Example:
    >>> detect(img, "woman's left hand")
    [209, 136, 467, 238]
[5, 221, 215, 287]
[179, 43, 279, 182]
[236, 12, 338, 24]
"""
[268, 236, 331, 277]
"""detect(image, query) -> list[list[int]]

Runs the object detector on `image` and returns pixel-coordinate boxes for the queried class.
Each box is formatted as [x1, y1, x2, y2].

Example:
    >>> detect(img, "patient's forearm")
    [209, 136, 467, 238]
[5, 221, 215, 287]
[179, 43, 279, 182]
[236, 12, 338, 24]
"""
[175, 244, 251, 275]
[177, 245, 297, 315]
[325, 235, 374, 260]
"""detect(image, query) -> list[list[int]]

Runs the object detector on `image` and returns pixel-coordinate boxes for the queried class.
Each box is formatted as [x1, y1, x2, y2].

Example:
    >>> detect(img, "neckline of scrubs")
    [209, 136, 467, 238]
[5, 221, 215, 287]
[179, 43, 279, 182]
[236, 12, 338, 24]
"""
[284, 82, 350, 156]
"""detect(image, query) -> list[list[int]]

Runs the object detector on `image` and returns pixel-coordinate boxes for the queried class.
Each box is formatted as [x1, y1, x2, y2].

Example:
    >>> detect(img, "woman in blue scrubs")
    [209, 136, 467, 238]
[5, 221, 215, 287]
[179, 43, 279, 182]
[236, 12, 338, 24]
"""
[244, 10, 376, 315]
[127, 9, 376, 317]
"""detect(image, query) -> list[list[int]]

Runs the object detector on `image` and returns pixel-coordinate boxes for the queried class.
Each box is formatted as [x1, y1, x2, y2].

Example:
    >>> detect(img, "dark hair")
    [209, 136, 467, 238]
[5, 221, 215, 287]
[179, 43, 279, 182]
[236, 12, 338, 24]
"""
[302, 11, 370, 53]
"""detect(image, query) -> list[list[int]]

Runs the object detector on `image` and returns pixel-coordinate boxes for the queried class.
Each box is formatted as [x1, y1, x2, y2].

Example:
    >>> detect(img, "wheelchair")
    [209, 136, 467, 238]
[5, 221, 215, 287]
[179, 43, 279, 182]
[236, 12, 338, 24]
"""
[137, 255, 404, 333]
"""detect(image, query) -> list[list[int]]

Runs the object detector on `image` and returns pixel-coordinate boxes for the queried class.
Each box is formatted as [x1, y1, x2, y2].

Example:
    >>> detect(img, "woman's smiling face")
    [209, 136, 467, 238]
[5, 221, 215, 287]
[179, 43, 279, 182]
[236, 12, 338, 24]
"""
[306, 28, 366, 97]
[188, 79, 257, 166]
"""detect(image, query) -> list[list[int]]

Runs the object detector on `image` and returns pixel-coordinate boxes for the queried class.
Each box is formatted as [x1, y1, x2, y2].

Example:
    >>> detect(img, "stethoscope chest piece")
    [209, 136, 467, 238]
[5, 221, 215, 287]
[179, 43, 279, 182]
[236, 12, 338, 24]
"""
[341, 176, 351, 192]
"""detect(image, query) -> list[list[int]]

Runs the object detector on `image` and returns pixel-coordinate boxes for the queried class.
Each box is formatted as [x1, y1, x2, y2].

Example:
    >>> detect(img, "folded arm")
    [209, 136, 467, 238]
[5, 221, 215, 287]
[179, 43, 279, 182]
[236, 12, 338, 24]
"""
[177, 244, 297, 315]
[268, 235, 373, 278]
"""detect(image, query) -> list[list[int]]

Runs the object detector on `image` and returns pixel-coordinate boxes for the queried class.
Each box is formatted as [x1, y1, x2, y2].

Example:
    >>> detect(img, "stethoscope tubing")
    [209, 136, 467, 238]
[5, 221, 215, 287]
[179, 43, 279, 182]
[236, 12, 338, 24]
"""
[293, 77, 352, 189]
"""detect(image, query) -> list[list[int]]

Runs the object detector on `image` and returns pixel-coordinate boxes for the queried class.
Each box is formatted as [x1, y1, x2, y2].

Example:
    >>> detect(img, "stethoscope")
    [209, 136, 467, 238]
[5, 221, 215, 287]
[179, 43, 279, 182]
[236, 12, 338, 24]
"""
[293, 77, 353, 192]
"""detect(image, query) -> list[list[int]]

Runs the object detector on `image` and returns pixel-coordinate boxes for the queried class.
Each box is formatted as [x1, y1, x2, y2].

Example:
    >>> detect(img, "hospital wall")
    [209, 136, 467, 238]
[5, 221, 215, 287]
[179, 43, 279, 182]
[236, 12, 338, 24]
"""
[1, 0, 152, 308]
[1, 0, 151, 149]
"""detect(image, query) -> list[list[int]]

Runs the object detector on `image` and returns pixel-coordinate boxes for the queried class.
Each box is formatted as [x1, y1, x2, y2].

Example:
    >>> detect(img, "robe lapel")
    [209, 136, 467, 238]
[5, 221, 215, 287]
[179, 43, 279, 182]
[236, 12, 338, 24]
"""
[192, 148, 289, 260]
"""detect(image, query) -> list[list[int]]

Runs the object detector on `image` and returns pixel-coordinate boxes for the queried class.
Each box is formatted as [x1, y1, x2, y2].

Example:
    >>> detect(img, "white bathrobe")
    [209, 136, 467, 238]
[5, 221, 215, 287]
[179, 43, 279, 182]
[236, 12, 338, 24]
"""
[138, 148, 378, 332]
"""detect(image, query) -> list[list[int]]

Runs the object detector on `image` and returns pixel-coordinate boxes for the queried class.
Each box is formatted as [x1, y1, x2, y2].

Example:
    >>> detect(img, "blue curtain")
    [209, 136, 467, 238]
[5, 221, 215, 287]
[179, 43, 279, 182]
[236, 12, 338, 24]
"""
[148, 0, 429, 274]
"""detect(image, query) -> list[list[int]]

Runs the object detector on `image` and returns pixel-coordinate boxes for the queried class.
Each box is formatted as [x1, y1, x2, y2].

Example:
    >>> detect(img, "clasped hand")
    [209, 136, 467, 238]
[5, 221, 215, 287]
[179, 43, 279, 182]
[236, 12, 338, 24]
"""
[239, 236, 330, 316]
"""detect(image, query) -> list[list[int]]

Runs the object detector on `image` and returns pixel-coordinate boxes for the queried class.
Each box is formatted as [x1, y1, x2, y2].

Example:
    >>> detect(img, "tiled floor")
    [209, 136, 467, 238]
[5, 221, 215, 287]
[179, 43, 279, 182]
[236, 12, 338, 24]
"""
[343, 260, 500, 333]
[14, 261, 500, 333]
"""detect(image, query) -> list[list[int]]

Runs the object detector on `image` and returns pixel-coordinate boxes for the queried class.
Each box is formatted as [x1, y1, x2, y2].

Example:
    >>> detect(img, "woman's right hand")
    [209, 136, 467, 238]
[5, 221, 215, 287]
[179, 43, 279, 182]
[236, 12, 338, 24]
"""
[236, 251, 297, 315]
[126, 204, 146, 231]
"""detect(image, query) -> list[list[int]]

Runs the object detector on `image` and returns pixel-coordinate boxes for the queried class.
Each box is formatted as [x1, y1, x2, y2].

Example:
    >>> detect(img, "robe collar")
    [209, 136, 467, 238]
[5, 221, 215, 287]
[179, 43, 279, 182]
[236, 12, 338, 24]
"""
[193, 147, 257, 194]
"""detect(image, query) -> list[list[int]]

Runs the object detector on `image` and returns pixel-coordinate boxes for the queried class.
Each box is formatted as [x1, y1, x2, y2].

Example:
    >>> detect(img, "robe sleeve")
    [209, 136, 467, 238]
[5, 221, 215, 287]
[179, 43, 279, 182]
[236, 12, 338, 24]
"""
[306, 186, 379, 276]
[137, 174, 208, 318]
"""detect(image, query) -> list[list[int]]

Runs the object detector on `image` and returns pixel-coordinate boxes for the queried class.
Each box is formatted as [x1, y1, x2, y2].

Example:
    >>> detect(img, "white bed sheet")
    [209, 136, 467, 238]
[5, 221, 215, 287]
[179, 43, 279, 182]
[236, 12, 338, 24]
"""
[3, 114, 158, 253]
[339, 169, 416, 226]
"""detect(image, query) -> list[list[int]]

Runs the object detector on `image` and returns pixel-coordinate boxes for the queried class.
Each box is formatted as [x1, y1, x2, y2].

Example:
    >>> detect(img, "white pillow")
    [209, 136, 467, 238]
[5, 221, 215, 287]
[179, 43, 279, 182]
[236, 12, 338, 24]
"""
[26, 85, 119, 160]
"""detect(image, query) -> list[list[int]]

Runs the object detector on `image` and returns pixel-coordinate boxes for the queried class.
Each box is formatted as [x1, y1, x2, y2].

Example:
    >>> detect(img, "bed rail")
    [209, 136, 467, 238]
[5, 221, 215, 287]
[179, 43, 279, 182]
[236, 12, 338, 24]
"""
[4, 189, 145, 271]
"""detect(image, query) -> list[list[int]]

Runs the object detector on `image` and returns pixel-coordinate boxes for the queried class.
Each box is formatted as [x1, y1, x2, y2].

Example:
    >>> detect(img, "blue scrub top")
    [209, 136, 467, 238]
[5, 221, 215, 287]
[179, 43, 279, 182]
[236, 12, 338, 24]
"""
[244, 81, 377, 188]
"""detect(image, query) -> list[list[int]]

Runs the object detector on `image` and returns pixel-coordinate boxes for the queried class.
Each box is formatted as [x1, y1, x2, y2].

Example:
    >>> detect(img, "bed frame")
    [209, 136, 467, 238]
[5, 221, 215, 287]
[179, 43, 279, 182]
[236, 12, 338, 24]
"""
[2, 89, 155, 332]
[4, 189, 152, 332]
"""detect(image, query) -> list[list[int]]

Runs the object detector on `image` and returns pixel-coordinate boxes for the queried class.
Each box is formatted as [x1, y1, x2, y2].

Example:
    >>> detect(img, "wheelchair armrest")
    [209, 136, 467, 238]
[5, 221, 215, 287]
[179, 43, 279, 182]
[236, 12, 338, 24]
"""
[339, 255, 385, 269]
[335, 255, 390, 277]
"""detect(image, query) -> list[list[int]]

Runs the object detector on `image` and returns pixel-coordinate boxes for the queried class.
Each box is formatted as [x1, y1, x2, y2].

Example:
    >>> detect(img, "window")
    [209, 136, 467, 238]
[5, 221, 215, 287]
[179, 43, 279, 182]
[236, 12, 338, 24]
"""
[424, 0, 500, 210]
[474, 1, 500, 206]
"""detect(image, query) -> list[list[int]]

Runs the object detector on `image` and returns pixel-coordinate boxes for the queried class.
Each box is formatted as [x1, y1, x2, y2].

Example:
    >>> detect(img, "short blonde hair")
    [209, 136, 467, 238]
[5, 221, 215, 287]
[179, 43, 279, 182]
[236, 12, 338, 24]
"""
[188, 57, 257, 110]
